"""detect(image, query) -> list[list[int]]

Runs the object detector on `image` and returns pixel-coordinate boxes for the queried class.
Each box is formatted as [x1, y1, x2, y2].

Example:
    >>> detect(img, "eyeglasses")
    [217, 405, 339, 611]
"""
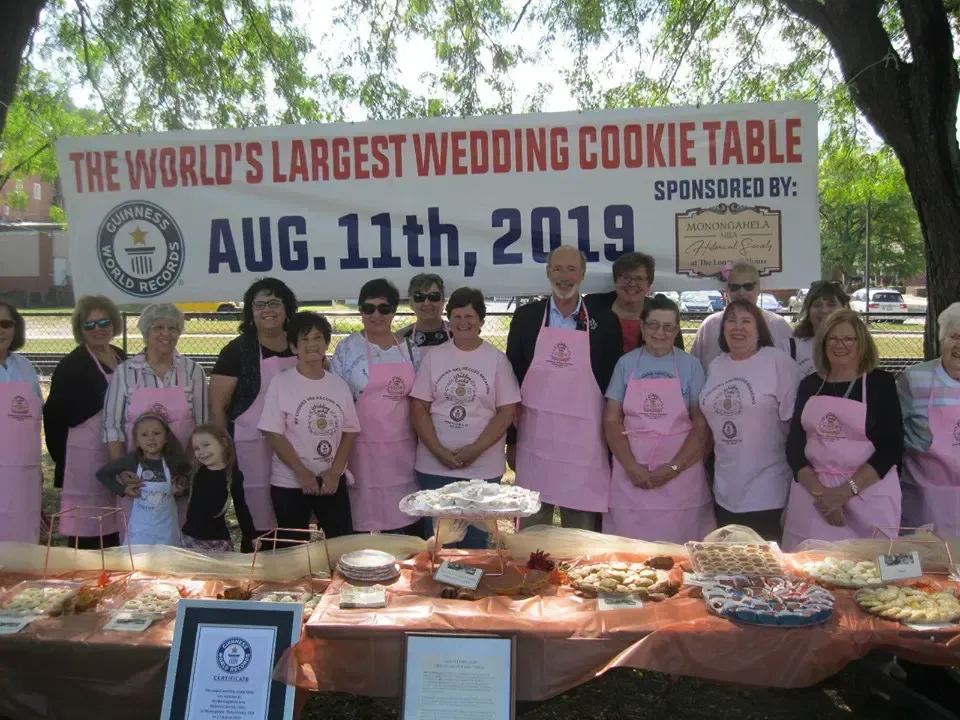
[0, 319, 15, 330]
[643, 320, 677, 334]
[252, 299, 283, 311]
[360, 303, 396, 316]
[618, 275, 649, 287]
[413, 291, 443, 303]
[82, 318, 112, 331]
[827, 336, 858, 346]
[727, 282, 757, 292]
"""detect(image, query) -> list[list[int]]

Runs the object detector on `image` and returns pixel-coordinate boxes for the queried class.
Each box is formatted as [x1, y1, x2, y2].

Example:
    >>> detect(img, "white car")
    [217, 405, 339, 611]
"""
[679, 292, 714, 314]
[757, 293, 783, 312]
[849, 288, 908, 320]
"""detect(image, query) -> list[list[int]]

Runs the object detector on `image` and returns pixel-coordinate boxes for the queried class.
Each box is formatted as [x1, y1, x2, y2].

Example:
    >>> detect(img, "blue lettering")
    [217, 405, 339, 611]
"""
[567, 205, 599, 262]
[531, 206, 561, 263]
[491, 208, 522, 265]
[371, 213, 401, 269]
[339, 214, 369, 270]
[242, 217, 273, 272]
[604, 205, 634, 260]
[208, 219, 241, 273]
[403, 215, 425, 267]
[278, 215, 309, 271]
[428, 207, 458, 267]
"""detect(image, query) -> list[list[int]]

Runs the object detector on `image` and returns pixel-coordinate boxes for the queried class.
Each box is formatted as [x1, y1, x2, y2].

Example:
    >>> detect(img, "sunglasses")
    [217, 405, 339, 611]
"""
[727, 282, 756, 292]
[0, 319, 14, 330]
[82, 318, 112, 331]
[413, 291, 443, 303]
[359, 303, 396, 316]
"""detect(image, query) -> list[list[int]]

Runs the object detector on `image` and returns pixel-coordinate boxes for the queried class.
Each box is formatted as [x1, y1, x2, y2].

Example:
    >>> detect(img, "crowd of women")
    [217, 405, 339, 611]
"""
[1, 248, 958, 553]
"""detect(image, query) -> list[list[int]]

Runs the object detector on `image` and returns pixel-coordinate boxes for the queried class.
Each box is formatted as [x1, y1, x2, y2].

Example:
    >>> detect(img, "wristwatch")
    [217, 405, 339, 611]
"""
[669, 464, 680, 476]
[848, 479, 860, 496]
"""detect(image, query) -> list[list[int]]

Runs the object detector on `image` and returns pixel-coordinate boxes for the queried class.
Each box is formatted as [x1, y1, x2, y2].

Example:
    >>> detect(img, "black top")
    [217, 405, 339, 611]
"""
[182, 466, 255, 542]
[505, 295, 622, 445]
[95, 454, 191, 496]
[43, 344, 127, 488]
[212, 333, 294, 422]
[397, 324, 450, 348]
[787, 369, 904, 480]
[587, 291, 685, 352]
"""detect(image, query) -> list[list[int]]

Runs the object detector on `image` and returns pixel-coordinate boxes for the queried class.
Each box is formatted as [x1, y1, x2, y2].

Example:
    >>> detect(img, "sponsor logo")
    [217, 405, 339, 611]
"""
[307, 402, 339, 435]
[147, 403, 170, 422]
[443, 372, 477, 404]
[642, 393, 664, 415]
[97, 201, 185, 298]
[216, 638, 252, 674]
[449, 405, 467, 423]
[714, 386, 742, 417]
[8, 395, 31, 421]
[721, 421, 738, 440]
[818, 412, 843, 437]
[386, 376, 407, 398]
[317, 440, 333, 458]
[551, 342, 572, 364]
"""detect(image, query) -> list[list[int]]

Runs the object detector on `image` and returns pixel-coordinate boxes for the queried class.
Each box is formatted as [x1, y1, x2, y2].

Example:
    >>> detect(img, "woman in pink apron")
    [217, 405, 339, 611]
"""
[210, 279, 298, 550]
[411, 288, 521, 548]
[787, 282, 849, 379]
[783, 310, 903, 550]
[900, 305, 960, 534]
[44, 296, 127, 548]
[0, 301, 43, 544]
[396, 274, 451, 355]
[331, 278, 422, 534]
[258, 312, 360, 544]
[602, 294, 715, 542]
[102, 303, 207, 536]
[699, 299, 800, 541]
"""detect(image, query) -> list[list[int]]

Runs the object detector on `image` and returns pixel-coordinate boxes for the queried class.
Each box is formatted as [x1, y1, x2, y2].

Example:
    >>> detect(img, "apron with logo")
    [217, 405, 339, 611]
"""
[782, 375, 901, 551]
[603, 350, 715, 542]
[0, 379, 42, 543]
[415, 342, 504, 479]
[348, 337, 419, 531]
[699, 355, 792, 513]
[127, 460, 180, 546]
[119, 363, 195, 540]
[60, 348, 120, 538]
[515, 304, 611, 512]
[233, 347, 297, 531]
[901, 382, 960, 535]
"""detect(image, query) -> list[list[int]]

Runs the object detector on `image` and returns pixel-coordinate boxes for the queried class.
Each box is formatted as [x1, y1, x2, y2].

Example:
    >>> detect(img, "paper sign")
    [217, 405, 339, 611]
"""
[0, 616, 33, 635]
[104, 613, 154, 632]
[598, 594, 644, 612]
[877, 552, 923, 582]
[433, 561, 484, 590]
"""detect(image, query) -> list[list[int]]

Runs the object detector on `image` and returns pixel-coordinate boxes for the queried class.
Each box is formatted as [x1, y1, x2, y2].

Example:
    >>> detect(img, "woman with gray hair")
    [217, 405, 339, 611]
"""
[44, 295, 127, 548]
[102, 304, 208, 528]
[899, 301, 960, 535]
[396, 273, 450, 352]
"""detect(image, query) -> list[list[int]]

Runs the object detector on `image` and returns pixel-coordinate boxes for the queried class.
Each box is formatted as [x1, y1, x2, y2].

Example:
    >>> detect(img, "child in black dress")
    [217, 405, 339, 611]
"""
[181, 424, 255, 552]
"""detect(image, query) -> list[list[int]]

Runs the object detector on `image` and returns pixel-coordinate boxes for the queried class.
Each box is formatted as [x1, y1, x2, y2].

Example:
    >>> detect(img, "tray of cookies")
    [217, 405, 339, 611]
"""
[108, 580, 202, 618]
[797, 557, 883, 589]
[855, 586, 960, 625]
[566, 561, 677, 599]
[702, 575, 834, 627]
[0, 580, 82, 616]
[685, 542, 786, 577]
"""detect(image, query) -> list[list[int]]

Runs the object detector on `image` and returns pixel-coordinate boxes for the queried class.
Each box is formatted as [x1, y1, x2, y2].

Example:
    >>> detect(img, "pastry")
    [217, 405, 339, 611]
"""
[703, 576, 834, 626]
[686, 542, 785, 577]
[801, 558, 882, 588]
[856, 586, 960, 625]
[400, 481, 540, 516]
[0, 585, 76, 616]
[122, 585, 182, 615]
[567, 563, 671, 597]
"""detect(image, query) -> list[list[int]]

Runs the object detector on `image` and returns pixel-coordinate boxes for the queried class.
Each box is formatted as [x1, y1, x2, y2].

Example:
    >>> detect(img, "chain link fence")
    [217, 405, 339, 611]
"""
[20, 310, 927, 376]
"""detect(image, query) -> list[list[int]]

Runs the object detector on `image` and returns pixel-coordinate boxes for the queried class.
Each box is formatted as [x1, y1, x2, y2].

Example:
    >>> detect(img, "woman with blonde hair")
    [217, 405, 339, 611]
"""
[44, 295, 127, 548]
[782, 309, 903, 549]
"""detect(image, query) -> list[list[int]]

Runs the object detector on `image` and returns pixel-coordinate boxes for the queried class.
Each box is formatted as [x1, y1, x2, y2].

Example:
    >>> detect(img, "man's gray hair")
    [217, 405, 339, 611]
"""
[138, 303, 185, 338]
[938, 302, 960, 345]
[546, 245, 588, 268]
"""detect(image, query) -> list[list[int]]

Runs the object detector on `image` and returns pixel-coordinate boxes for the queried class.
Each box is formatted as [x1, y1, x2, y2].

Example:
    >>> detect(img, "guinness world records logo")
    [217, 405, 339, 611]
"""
[97, 200, 185, 297]
[217, 637, 252, 673]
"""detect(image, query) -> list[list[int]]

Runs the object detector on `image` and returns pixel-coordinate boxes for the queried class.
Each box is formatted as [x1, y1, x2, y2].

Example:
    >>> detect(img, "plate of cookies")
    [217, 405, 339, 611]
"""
[685, 542, 786, 578]
[566, 561, 677, 599]
[798, 557, 883, 589]
[855, 586, 960, 626]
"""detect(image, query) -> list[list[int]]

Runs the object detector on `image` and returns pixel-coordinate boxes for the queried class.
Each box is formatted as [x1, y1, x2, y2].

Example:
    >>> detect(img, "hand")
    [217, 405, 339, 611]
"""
[824, 508, 847, 526]
[297, 468, 321, 496]
[119, 471, 141, 486]
[123, 482, 144, 498]
[647, 464, 677, 489]
[506, 444, 517, 472]
[797, 467, 820, 496]
[452, 443, 483, 468]
[318, 469, 342, 496]
[322, 355, 331, 371]
[434, 446, 462, 470]
[626, 462, 652, 489]
[814, 483, 853, 518]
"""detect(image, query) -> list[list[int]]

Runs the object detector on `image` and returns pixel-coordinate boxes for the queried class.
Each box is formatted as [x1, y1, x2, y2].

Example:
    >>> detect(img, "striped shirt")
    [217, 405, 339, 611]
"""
[101, 351, 208, 443]
[897, 358, 960, 452]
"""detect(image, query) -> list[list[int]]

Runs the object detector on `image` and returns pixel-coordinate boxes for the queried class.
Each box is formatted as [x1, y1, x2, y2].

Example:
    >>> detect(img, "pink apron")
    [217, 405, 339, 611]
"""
[782, 375, 901, 550]
[901, 382, 960, 535]
[603, 350, 715, 542]
[415, 341, 505, 479]
[59, 349, 119, 537]
[515, 304, 611, 512]
[119, 362, 195, 540]
[348, 336, 419, 531]
[0, 379, 42, 543]
[233, 346, 297, 531]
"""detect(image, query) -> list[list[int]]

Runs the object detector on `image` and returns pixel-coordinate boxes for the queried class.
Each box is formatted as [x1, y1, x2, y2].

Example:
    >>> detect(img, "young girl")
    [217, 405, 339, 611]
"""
[96, 413, 189, 546]
[181, 425, 255, 552]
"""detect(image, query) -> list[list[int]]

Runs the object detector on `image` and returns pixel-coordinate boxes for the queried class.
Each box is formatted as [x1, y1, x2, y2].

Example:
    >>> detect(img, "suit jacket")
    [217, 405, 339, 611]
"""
[587, 291, 685, 352]
[505, 295, 622, 444]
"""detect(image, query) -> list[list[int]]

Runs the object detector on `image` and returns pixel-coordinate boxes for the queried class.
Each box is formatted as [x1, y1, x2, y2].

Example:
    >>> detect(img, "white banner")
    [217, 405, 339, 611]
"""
[56, 102, 819, 303]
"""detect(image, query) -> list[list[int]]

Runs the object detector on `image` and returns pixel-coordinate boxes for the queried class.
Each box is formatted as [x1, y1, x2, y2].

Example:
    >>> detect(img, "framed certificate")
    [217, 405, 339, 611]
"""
[160, 599, 302, 720]
[401, 633, 516, 720]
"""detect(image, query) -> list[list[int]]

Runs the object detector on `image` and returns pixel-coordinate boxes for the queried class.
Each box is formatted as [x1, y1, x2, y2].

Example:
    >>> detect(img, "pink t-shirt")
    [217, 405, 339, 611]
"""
[411, 340, 521, 479]
[691, 308, 794, 369]
[257, 367, 361, 489]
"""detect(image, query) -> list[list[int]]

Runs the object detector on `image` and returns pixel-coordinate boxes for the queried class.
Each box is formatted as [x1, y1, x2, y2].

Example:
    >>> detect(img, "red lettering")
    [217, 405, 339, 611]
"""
[703, 121, 721, 165]
[104, 151, 121, 191]
[309, 139, 329, 181]
[85, 151, 104, 193]
[667, 123, 677, 167]
[199, 145, 216, 186]
[214, 144, 232, 185]
[513, 129, 524, 172]
[245, 143, 263, 183]
[126, 149, 157, 190]
[451, 131, 468, 175]
[68, 152, 85, 193]
[768, 120, 785, 163]
[370, 135, 389, 179]
[470, 131, 489, 173]
[600, 125, 620, 170]
[388, 134, 406, 177]
[623, 125, 643, 168]
[159, 147, 177, 188]
[413, 133, 448, 176]
[646, 124, 666, 167]
[525, 128, 547, 172]
[578, 126, 598, 170]
[492, 130, 512, 173]
[722, 121, 744, 165]
[271, 141, 287, 183]
[332, 137, 350, 180]
[679, 122, 696, 167]
[289, 140, 308, 182]
[179, 146, 198, 187]
[352, 136, 370, 180]
[745, 120, 764, 164]
[550, 128, 569, 171]
[786, 118, 802, 162]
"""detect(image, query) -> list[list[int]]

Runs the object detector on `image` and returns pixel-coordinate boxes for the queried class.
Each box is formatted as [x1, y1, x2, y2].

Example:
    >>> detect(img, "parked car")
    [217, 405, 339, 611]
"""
[654, 291, 681, 304]
[705, 290, 726, 311]
[757, 293, 783, 313]
[849, 288, 909, 322]
[679, 291, 715, 314]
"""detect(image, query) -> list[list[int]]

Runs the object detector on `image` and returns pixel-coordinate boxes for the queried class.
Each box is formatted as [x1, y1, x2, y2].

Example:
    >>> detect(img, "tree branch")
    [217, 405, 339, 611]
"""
[74, 0, 127, 131]
[0, 141, 51, 192]
[777, 0, 828, 29]
[512, 0, 533, 32]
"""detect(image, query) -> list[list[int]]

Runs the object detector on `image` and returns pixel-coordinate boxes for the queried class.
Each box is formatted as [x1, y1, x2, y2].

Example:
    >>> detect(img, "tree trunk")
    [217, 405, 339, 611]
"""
[0, 0, 46, 140]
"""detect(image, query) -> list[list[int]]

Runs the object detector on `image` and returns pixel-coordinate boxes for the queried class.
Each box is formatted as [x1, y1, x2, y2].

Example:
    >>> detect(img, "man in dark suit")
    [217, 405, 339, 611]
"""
[506, 245, 621, 530]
